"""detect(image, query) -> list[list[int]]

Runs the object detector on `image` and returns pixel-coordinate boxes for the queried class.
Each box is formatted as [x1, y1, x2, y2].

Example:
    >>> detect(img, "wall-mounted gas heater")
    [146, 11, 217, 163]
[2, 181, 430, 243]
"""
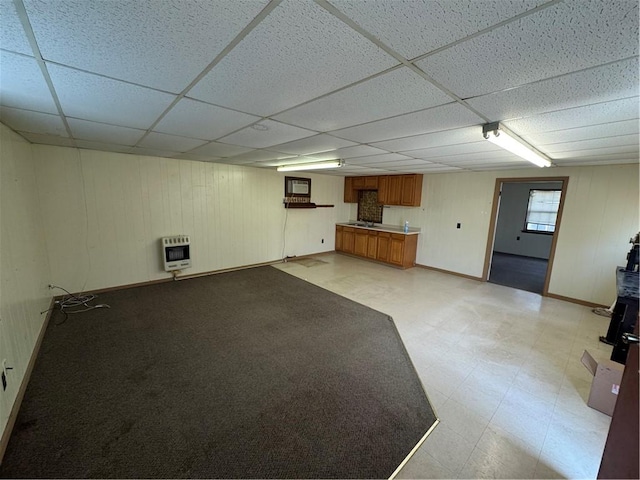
[162, 236, 191, 272]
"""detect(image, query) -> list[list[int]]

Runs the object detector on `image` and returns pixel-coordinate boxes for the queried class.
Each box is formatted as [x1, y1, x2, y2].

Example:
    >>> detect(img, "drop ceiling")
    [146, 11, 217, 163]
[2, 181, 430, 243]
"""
[1, 0, 638, 175]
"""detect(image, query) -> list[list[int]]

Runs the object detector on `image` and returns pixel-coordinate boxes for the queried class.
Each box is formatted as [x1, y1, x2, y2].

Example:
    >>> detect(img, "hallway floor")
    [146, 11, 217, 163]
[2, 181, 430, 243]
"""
[489, 252, 549, 294]
[275, 253, 613, 479]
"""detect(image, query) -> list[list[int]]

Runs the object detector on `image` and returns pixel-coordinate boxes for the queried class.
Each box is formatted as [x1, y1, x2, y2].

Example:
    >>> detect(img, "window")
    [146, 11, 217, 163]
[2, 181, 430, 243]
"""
[524, 189, 561, 233]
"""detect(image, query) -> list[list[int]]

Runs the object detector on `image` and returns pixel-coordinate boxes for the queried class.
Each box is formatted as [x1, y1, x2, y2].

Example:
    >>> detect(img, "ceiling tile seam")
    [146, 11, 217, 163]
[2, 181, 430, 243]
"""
[319, 100, 460, 137]
[13, 0, 75, 145]
[35, 59, 185, 96]
[315, 0, 490, 122]
[180, 95, 269, 118]
[520, 118, 640, 138]
[132, 0, 283, 149]
[536, 133, 640, 148]
[178, 118, 324, 156]
[0, 47, 33, 58]
[539, 133, 640, 148]
[504, 94, 640, 123]
[408, 0, 563, 64]
[262, 65, 405, 119]
[462, 54, 640, 102]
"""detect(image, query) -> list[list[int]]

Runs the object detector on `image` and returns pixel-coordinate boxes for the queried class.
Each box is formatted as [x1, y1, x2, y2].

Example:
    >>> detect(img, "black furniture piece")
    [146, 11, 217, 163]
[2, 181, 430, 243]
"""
[600, 267, 639, 364]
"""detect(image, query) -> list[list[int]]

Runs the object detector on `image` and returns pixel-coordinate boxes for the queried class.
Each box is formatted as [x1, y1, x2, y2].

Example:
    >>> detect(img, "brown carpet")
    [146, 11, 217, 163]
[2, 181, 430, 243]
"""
[0, 266, 436, 478]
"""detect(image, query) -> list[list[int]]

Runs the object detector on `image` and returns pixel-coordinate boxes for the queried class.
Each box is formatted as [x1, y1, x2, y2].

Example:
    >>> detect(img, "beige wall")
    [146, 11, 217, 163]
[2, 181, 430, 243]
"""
[382, 164, 640, 305]
[1, 119, 638, 445]
[0, 124, 52, 442]
[32, 145, 350, 292]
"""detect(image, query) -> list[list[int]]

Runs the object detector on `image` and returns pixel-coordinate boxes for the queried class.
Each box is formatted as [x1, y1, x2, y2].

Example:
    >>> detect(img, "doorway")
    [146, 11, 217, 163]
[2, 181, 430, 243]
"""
[483, 177, 569, 295]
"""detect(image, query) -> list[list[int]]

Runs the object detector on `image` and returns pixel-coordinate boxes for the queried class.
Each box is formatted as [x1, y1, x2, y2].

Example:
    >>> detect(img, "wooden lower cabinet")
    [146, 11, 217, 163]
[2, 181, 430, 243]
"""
[376, 232, 391, 262]
[389, 234, 405, 266]
[354, 230, 369, 256]
[342, 227, 355, 254]
[367, 231, 378, 259]
[336, 226, 417, 268]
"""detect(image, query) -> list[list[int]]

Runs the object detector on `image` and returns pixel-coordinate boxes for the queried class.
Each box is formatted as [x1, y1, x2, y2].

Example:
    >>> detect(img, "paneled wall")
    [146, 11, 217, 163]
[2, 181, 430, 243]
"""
[33, 145, 349, 293]
[381, 164, 639, 305]
[0, 125, 52, 444]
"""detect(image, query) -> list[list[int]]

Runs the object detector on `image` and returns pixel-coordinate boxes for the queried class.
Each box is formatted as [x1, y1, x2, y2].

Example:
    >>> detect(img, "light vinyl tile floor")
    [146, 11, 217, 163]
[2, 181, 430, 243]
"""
[275, 253, 614, 480]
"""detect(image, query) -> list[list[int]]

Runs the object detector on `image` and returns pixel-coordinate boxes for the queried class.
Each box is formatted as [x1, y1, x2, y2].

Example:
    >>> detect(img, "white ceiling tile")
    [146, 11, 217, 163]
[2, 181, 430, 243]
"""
[68, 118, 145, 146]
[224, 150, 297, 164]
[329, 165, 391, 174]
[272, 67, 451, 131]
[253, 155, 332, 167]
[155, 98, 260, 140]
[0, 106, 67, 136]
[23, 0, 269, 92]
[0, 51, 58, 114]
[330, 145, 391, 158]
[521, 120, 640, 146]
[331, 103, 483, 143]
[139, 132, 208, 152]
[267, 134, 356, 155]
[467, 58, 639, 121]
[417, 0, 639, 97]
[217, 120, 316, 148]
[370, 126, 480, 152]
[47, 64, 176, 129]
[18, 131, 75, 147]
[405, 165, 463, 172]
[188, 0, 398, 116]
[129, 147, 178, 158]
[504, 97, 640, 136]
[539, 134, 640, 154]
[359, 159, 432, 168]
[550, 145, 639, 160]
[76, 140, 134, 154]
[331, 0, 546, 59]
[466, 163, 534, 171]
[405, 141, 500, 159]
[187, 142, 254, 158]
[172, 152, 222, 162]
[419, 150, 522, 164]
[346, 153, 414, 165]
[553, 155, 639, 166]
[1, 0, 33, 54]
[304, 145, 391, 161]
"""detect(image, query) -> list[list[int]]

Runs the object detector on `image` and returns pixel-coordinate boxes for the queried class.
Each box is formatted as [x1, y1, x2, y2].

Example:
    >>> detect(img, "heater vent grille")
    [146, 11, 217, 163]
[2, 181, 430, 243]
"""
[162, 235, 191, 272]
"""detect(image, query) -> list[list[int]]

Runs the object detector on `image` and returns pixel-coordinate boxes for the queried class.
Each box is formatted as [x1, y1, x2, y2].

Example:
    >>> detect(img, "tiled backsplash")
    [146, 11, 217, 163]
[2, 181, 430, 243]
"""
[358, 190, 383, 223]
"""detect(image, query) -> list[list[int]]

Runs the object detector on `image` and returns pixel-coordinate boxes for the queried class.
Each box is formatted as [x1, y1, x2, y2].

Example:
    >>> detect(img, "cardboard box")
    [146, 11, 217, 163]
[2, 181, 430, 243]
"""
[581, 350, 625, 416]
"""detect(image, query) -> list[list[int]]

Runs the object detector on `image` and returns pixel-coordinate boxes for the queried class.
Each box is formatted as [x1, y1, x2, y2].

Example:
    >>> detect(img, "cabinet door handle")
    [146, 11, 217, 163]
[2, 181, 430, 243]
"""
[622, 333, 639, 344]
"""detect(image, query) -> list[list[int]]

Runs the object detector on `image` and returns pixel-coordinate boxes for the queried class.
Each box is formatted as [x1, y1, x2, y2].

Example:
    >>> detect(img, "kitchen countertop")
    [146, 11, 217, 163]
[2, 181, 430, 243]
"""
[336, 222, 421, 235]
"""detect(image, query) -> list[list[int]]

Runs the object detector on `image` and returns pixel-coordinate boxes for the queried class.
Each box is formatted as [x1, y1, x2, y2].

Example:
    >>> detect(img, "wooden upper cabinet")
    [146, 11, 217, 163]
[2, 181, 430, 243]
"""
[364, 176, 378, 189]
[401, 174, 423, 206]
[343, 177, 357, 203]
[377, 176, 389, 204]
[345, 174, 422, 206]
[388, 175, 402, 205]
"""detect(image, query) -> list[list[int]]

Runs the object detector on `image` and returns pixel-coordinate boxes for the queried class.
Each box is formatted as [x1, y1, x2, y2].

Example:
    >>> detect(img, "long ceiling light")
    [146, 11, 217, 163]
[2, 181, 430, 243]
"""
[276, 159, 343, 172]
[482, 122, 552, 168]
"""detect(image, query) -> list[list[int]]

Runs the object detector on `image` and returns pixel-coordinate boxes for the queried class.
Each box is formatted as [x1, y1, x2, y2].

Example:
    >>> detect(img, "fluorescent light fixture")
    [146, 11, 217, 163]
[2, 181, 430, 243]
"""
[276, 159, 343, 172]
[483, 122, 552, 168]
